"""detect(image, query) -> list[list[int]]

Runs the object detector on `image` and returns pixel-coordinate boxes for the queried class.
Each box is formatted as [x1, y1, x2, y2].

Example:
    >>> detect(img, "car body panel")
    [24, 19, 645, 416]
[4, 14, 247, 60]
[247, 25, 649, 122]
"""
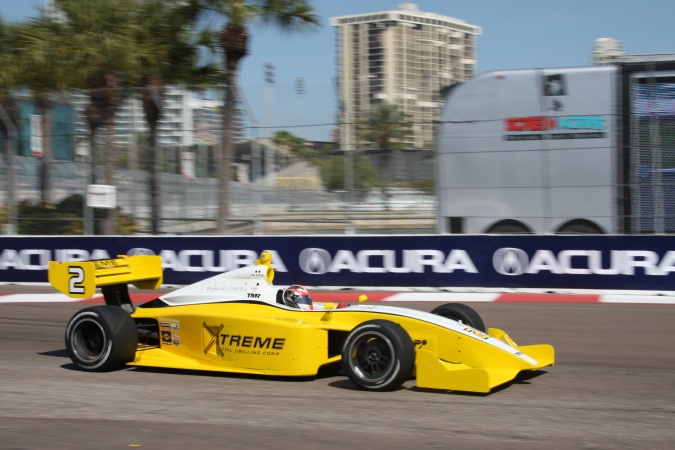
[48, 252, 554, 393]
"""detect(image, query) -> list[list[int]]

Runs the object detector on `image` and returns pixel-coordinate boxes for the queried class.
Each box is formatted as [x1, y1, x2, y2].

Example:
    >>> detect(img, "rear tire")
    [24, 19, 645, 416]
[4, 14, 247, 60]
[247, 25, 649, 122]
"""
[65, 306, 138, 371]
[430, 303, 486, 332]
[342, 320, 415, 391]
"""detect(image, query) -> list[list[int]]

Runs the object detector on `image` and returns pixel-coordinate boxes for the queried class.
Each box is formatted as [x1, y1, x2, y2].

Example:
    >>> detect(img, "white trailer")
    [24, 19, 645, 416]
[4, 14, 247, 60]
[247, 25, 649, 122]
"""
[436, 62, 675, 234]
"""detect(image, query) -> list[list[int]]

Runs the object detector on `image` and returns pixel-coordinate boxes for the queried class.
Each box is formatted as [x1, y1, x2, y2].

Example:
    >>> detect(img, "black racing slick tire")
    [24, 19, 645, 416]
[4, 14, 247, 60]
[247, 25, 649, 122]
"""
[342, 320, 415, 392]
[65, 306, 138, 372]
[430, 303, 486, 332]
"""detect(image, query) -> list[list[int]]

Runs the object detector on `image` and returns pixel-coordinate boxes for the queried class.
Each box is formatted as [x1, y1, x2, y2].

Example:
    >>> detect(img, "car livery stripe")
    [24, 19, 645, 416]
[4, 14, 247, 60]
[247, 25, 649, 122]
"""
[2, 292, 675, 304]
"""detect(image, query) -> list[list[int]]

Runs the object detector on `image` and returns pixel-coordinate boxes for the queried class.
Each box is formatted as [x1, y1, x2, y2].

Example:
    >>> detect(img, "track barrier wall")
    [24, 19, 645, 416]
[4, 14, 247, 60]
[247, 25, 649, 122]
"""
[1, 235, 675, 291]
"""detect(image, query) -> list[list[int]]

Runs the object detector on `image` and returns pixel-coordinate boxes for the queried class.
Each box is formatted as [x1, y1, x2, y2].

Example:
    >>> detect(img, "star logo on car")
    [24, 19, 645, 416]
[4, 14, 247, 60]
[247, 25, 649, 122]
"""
[203, 322, 224, 357]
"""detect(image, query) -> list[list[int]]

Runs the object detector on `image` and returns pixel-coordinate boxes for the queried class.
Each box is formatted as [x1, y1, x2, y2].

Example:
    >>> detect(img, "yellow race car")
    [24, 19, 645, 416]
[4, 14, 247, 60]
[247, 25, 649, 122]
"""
[48, 252, 554, 393]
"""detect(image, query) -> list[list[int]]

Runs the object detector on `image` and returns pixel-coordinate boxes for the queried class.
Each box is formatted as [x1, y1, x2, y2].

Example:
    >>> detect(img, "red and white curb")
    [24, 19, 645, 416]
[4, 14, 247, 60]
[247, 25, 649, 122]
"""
[2, 292, 675, 304]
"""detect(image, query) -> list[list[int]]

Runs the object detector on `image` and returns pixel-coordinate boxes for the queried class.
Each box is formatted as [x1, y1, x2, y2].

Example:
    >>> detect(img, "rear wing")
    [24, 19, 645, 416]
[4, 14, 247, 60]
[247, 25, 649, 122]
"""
[48, 255, 163, 312]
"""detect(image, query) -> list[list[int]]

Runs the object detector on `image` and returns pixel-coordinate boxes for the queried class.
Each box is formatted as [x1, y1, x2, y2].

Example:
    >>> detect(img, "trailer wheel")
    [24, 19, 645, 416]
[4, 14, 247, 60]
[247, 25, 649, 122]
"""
[342, 320, 415, 391]
[430, 303, 486, 332]
[65, 306, 138, 371]
[556, 221, 604, 234]
[485, 220, 531, 234]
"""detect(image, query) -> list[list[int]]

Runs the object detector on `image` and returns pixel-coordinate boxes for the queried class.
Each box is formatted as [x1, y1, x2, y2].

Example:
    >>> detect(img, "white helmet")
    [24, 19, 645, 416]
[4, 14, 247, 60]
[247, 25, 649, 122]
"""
[283, 285, 313, 310]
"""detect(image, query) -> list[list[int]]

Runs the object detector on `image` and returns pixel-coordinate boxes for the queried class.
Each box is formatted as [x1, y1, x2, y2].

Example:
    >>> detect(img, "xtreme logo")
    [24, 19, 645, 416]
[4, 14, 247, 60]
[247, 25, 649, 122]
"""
[203, 323, 224, 357]
[202, 323, 286, 358]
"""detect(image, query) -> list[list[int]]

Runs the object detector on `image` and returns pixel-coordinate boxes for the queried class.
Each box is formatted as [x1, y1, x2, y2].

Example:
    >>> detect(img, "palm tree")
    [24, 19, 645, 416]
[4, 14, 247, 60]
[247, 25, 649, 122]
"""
[14, 16, 70, 208]
[59, 0, 144, 234]
[356, 103, 413, 208]
[132, 0, 221, 234]
[20, 0, 219, 235]
[198, 0, 319, 233]
[45, 0, 177, 234]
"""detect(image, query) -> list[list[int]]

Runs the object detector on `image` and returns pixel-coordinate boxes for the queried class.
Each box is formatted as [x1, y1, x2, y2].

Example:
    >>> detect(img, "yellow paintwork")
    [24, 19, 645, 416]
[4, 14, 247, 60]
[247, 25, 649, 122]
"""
[131, 302, 350, 375]
[414, 328, 554, 392]
[49, 251, 555, 393]
[48, 255, 162, 298]
[129, 302, 554, 392]
[254, 251, 275, 283]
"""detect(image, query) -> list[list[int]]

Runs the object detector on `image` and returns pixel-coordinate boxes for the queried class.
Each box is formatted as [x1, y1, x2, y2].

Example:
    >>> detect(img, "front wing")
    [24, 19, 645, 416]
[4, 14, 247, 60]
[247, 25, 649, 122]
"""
[415, 329, 554, 393]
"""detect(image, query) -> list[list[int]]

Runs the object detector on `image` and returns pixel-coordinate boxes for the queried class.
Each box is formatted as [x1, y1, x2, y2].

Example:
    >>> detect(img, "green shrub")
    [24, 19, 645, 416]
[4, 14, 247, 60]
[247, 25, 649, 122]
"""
[17, 195, 136, 235]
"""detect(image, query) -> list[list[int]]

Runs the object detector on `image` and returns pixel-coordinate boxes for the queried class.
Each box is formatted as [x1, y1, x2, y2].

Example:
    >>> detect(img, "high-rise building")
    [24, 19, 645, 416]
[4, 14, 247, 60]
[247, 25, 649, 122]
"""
[591, 38, 675, 65]
[331, 3, 481, 150]
[66, 86, 227, 159]
[591, 38, 625, 65]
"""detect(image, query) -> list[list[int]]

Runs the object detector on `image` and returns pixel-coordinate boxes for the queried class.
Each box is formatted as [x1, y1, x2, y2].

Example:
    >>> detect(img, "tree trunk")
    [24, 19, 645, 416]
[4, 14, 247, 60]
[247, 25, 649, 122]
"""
[142, 81, 165, 235]
[381, 151, 391, 211]
[217, 75, 237, 233]
[35, 93, 53, 207]
[101, 120, 118, 235]
[88, 71, 121, 235]
[86, 102, 101, 186]
[217, 24, 249, 234]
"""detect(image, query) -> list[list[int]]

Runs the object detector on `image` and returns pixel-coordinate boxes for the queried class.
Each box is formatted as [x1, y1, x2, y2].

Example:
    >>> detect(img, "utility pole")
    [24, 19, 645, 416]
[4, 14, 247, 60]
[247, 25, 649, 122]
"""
[295, 76, 305, 128]
[264, 63, 275, 187]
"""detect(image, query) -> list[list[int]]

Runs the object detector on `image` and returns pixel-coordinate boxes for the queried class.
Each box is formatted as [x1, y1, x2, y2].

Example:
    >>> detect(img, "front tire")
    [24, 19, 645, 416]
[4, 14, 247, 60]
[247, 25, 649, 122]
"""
[65, 306, 138, 371]
[342, 320, 415, 391]
[430, 303, 486, 332]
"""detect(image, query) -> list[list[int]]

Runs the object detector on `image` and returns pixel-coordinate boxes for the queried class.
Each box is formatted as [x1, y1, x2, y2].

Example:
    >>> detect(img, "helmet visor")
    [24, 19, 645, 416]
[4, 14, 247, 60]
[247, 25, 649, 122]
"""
[294, 295, 313, 306]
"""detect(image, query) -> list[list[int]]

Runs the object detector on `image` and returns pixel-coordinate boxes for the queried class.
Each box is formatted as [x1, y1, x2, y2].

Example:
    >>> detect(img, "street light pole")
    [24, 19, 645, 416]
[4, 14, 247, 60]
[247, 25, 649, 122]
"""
[264, 63, 275, 187]
[295, 76, 305, 128]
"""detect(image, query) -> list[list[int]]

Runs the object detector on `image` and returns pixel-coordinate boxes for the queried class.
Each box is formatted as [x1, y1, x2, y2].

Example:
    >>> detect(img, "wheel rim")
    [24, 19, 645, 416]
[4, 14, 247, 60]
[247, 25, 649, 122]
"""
[70, 319, 107, 363]
[347, 331, 396, 383]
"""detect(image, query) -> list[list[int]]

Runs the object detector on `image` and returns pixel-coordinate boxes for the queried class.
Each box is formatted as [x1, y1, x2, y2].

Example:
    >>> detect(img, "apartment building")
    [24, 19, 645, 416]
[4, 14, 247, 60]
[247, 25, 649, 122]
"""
[331, 3, 481, 150]
[66, 86, 233, 156]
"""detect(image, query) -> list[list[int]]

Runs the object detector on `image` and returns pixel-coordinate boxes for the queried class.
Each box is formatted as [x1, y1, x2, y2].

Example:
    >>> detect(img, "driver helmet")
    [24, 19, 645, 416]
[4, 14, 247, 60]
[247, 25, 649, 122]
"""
[283, 285, 313, 310]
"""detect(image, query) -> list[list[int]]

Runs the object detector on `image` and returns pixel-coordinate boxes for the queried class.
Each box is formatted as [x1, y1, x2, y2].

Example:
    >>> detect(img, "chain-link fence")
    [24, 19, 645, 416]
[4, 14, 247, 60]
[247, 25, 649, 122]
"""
[4, 65, 673, 237]
[0, 86, 437, 236]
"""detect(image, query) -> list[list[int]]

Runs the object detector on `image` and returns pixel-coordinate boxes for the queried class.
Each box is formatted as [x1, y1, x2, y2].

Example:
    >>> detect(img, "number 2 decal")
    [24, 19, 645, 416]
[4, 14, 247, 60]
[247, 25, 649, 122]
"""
[68, 266, 85, 295]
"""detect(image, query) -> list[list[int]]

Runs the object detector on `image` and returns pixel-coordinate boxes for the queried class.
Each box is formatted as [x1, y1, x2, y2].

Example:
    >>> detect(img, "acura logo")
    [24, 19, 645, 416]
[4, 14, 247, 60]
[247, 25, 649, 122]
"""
[127, 247, 155, 256]
[493, 247, 529, 276]
[299, 248, 331, 275]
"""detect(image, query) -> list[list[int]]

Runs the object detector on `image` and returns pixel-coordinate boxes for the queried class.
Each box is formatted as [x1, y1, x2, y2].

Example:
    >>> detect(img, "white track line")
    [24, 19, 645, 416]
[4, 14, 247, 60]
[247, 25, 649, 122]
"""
[382, 292, 501, 302]
[0, 293, 100, 303]
[599, 295, 675, 305]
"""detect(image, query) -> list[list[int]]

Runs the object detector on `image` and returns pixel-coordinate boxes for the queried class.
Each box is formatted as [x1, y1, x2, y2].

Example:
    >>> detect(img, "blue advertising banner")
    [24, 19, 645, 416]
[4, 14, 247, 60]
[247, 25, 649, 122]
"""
[1, 235, 675, 291]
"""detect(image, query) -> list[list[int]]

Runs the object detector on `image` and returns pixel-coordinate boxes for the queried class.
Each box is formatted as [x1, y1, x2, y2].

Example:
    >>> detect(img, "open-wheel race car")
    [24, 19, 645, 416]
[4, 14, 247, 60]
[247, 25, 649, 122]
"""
[48, 252, 554, 393]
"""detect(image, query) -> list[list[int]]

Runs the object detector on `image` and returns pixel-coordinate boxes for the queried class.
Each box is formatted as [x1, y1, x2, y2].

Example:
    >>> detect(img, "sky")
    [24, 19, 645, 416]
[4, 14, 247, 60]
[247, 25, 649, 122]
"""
[2, 0, 675, 141]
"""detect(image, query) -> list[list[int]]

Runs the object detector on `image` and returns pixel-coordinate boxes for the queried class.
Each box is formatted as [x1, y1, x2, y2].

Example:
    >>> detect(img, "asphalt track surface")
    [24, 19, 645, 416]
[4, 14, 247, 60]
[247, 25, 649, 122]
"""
[1, 288, 674, 449]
